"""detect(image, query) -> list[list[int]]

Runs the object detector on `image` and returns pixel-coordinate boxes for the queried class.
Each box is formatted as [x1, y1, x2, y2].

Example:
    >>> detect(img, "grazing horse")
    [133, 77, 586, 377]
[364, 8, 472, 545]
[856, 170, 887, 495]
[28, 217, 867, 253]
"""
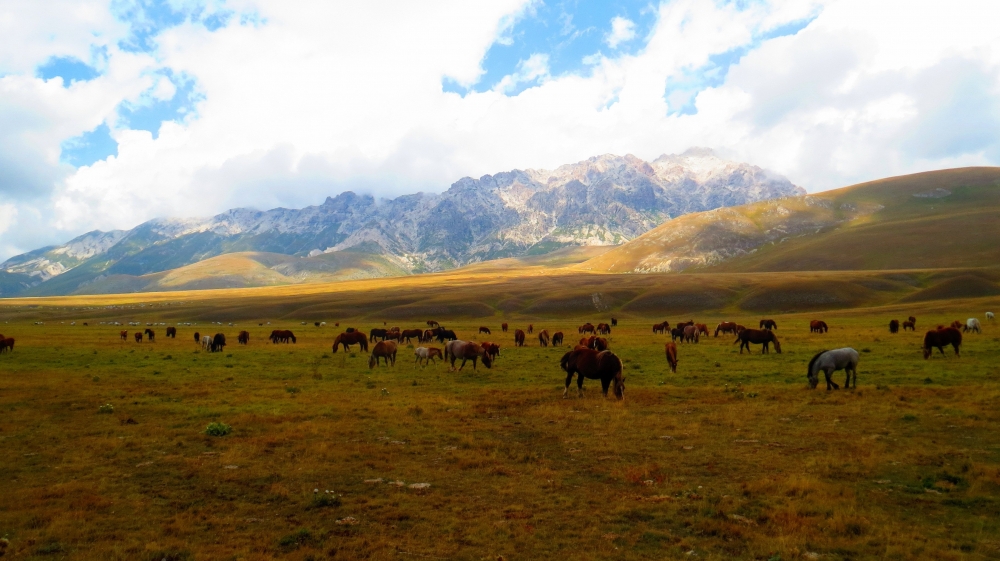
[414, 346, 443, 366]
[923, 327, 962, 359]
[502, 323, 508, 333]
[683, 325, 699, 343]
[670, 326, 685, 342]
[652, 322, 668, 334]
[194, 332, 200, 343]
[144, 328, 155, 342]
[664, 342, 678, 374]
[560, 348, 625, 400]
[479, 326, 491, 335]
[552, 332, 564, 346]
[695, 323, 709, 337]
[444, 340, 492, 371]
[401, 329, 423, 344]
[435, 329, 458, 343]
[370, 328, 388, 342]
[611, 318, 617, 327]
[0, 338, 13, 353]
[238, 331, 250, 345]
[715, 322, 740, 337]
[596, 323, 611, 335]
[270, 330, 296, 343]
[527, 324, 534, 334]
[759, 319, 778, 330]
[950, 320, 963, 330]
[735, 329, 782, 354]
[480, 342, 501, 361]
[211, 333, 226, 352]
[202, 335, 212, 351]
[986, 312, 995, 322]
[514, 329, 526, 347]
[589, 337, 609, 351]
[427, 320, 440, 328]
[135, 332, 143, 343]
[964, 318, 982, 334]
[166, 327, 176, 338]
[121, 330, 128, 341]
[332, 331, 369, 352]
[538, 329, 550, 347]
[369, 340, 398, 368]
[807, 348, 859, 390]
[908, 316, 917, 327]
[809, 320, 829, 333]
[889, 320, 899, 333]
[902, 320, 915, 331]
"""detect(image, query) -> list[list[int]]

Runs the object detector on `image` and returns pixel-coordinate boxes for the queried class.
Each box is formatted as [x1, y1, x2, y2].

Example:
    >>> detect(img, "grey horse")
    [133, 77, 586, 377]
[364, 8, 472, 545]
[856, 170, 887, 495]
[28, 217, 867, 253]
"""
[807, 348, 859, 390]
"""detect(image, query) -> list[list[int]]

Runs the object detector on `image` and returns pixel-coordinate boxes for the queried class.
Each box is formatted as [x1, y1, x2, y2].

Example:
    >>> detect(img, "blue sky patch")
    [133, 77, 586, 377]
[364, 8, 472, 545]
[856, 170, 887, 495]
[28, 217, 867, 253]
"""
[447, 0, 657, 96]
[36, 56, 100, 84]
[60, 124, 118, 167]
[118, 72, 203, 139]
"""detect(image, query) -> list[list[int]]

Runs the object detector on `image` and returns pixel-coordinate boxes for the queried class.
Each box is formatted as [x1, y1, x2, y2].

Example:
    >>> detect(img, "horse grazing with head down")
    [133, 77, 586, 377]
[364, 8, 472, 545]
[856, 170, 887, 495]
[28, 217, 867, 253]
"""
[902, 320, 915, 331]
[538, 330, 550, 347]
[414, 346, 443, 366]
[480, 342, 500, 361]
[560, 348, 625, 399]
[135, 332, 143, 343]
[808, 348, 859, 390]
[527, 324, 534, 334]
[908, 316, 917, 326]
[664, 342, 678, 373]
[652, 322, 668, 334]
[514, 329, 526, 347]
[611, 318, 617, 327]
[369, 340, 398, 368]
[695, 324, 709, 337]
[0, 338, 13, 353]
[166, 327, 176, 338]
[211, 333, 226, 353]
[552, 332, 564, 346]
[987, 312, 995, 322]
[670, 326, 685, 342]
[923, 327, 962, 359]
[370, 328, 388, 342]
[579, 323, 596, 335]
[479, 326, 491, 335]
[889, 320, 899, 334]
[401, 329, 423, 344]
[735, 329, 781, 354]
[809, 320, 828, 333]
[193, 332, 200, 343]
[683, 325, 699, 343]
[964, 318, 982, 333]
[596, 323, 611, 335]
[444, 340, 492, 371]
[427, 320, 440, 328]
[950, 320, 963, 330]
[759, 319, 778, 330]
[501, 323, 508, 333]
[238, 331, 250, 345]
[714, 322, 739, 337]
[332, 331, 369, 353]
[436, 329, 458, 343]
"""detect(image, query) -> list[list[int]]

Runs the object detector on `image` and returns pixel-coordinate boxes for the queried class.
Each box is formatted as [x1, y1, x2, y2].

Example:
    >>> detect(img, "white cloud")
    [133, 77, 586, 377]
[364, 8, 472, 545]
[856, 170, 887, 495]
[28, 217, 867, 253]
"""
[2, 0, 1000, 260]
[605, 16, 636, 49]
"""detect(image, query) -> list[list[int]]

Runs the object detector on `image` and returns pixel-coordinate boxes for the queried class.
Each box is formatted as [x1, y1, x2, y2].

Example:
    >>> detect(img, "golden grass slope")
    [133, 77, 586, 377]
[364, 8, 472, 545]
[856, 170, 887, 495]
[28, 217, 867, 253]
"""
[579, 167, 1000, 274]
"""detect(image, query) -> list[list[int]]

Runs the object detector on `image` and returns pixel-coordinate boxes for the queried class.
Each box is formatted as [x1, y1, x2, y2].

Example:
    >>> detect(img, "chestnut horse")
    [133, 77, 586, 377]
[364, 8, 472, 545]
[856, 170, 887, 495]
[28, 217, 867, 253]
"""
[695, 323, 709, 337]
[664, 342, 677, 373]
[427, 320, 440, 327]
[923, 327, 962, 359]
[714, 322, 739, 337]
[902, 320, 915, 331]
[538, 329, 550, 347]
[480, 342, 501, 361]
[611, 318, 618, 327]
[950, 320, 963, 330]
[479, 326, 491, 335]
[514, 329, 526, 347]
[889, 320, 899, 334]
[238, 331, 250, 345]
[735, 329, 781, 354]
[560, 348, 625, 399]
[527, 324, 534, 334]
[580, 323, 596, 334]
[908, 316, 917, 326]
[166, 327, 176, 338]
[444, 340, 492, 371]
[135, 332, 142, 343]
[501, 323, 508, 333]
[332, 331, 369, 353]
[579, 336, 608, 351]
[809, 320, 828, 333]
[759, 319, 778, 330]
[0, 338, 13, 353]
[652, 322, 668, 334]
[369, 340, 398, 368]
[552, 332, 564, 346]
[596, 323, 611, 335]
[401, 329, 423, 344]
[121, 330, 128, 341]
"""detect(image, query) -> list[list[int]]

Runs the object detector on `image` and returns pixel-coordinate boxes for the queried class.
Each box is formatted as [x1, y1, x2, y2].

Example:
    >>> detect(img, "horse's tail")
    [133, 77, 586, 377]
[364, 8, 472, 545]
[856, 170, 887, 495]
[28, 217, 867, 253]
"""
[559, 351, 572, 372]
[807, 350, 827, 378]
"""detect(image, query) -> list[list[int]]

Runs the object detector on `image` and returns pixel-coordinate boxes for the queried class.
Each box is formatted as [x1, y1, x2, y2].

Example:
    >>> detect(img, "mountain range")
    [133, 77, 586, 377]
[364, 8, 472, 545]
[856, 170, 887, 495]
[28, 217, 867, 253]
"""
[0, 148, 804, 297]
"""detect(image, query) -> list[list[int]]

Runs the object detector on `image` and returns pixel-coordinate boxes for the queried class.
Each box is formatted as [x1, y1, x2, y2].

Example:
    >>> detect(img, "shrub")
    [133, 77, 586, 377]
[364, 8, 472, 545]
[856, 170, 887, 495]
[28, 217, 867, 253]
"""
[308, 493, 342, 509]
[279, 529, 314, 550]
[98, 403, 114, 414]
[204, 422, 232, 437]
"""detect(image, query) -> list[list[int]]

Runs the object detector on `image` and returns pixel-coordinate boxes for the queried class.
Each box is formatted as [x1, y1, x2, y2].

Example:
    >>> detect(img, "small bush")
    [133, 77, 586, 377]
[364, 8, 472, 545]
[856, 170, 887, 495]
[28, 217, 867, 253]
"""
[98, 403, 114, 414]
[279, 529, 314, 550]
[204, 422, 232, 437]
[309, 494, 342, 509]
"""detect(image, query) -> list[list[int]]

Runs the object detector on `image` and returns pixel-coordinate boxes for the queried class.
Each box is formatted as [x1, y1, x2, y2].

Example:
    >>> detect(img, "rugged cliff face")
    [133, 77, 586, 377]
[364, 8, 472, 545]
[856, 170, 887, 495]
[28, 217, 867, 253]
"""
[0, 148, 803, 296]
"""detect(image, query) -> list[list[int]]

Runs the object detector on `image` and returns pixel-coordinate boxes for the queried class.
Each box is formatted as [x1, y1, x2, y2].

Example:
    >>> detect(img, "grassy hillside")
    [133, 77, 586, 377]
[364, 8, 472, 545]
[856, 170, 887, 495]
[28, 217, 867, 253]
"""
[579, 167, 1000, 274]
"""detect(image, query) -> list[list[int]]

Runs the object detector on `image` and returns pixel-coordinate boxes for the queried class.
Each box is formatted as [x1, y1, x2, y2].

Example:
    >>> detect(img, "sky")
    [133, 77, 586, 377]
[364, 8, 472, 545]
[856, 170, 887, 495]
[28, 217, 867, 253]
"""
[1, 0, 999, 260]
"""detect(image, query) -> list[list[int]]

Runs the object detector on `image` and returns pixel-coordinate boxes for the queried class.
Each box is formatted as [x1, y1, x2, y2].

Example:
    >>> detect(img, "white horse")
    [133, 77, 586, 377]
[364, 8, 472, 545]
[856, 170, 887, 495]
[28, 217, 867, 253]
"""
[965, 318, 982, 334]
[413, 346, 441, 366]
[807, 348, 859, 390]
[201, 335, 212, 350]
[986, 312, 995, 322]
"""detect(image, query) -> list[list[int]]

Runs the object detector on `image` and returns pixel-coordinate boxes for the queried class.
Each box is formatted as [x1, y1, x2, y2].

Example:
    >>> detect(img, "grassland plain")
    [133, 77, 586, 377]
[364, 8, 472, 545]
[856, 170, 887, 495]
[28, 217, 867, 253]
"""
[1, 294, 1000, 560]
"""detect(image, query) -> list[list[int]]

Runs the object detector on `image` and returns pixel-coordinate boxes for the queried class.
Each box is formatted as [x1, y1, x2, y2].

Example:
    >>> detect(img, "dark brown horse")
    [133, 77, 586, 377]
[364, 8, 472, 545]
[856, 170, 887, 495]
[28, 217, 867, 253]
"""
[670, 326, 685, 341]
[211, 333, 226, 352]
[652, 322, 668, 334]
[134, 332, 142, 343]
[369, 340, 398, 368]
[923, 327, 962, 359]
[0, 338, 13, 353]
[664, 342, 677, 373]
[611, 318, 617, 327]
[908, 316, 916, 326]
[735, 329, 782, 354]
[514, 329, 526, 347]
[370, 328, 388, 342]
[501, 323, 508, 333]
[435, 329, 458, 343]
[759, 319, 778, 330]
[427, 320, 440, 328]
[194, 331, 200, 343]
[269, 330, 296, 343]
[527, 324, 534, 334]
[332, 331, 369, 352]
[166, 327, 176, 338]
[238, 331, 250, 345]
[560, 348, 625, 399]
[120, 330, 128, 341]
[479, 326, 491, 335]
[950, 320, 963, 330]
[400, 329, 423, 344]
[809, 320, 828, 333]
[538, 329, 550, 347]
[144, 328, 155, 342]
[714, 322, 740, 337]
[902, 320, 915, 331]
[445, 340, 492, 371]
[596, 323, 611, 335]
[889, 320, 899, 333]
[552, 332, 564, 346]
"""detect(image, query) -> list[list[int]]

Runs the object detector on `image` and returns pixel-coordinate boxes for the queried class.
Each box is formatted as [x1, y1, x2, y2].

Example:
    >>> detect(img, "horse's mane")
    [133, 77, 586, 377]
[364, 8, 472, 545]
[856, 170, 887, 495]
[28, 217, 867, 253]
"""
[807, 350, 828, 376]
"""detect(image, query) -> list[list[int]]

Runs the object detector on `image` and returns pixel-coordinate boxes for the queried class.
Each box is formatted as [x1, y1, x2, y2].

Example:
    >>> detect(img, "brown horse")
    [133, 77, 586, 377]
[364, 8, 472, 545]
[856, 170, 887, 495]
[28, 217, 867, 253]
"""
[902, 320, 915, 331]
[481, 342, 501, 361]
[714, 322, 740, 337]
[664, 341, 678, 373]
[369, 340, 398, 368]
[889, 320, 899, 333]
[270, 330, 297, 343]
[0, 338, 13, 353]
[735, 329, 782, 354]
[370, 328, 388, 342]
[332, 331, 369, 352]
[908, 316, 917, 326]
[194, 331, 200, 343]
[120, 330, 128, 341]
[596, 323, 611, 335]
[809, 320, 828, 333]
[514, 329, 526, 347]
[538, 329, 550, 347]
[587, 336, 609, 351]
[238, 331, 250, 345]
[552, 332, 564, 346]
[144, 328, 155, 342]
[527, 324, 534, 334]
[923, 327, 962, 359]
[560, 348, 625, 399]
[166, 327, 176, 338]
[501, 323, 508, 333]
[611, 318, 617, 327]
[759, 319, 778, 330]
[670, 326, 685, 342]
[134, 332, 143, 343]
[414, 346, 443, 365]
[400, 329, 423, 344]
[445, 340, 492, 371]
[652, 322, 668, 334]
[479, 326, 491, 335]
[950, 320, 963, 330]
[683, 325, 699, 343]
[427, 320, 440, 327]
[695, 323, 709, 337]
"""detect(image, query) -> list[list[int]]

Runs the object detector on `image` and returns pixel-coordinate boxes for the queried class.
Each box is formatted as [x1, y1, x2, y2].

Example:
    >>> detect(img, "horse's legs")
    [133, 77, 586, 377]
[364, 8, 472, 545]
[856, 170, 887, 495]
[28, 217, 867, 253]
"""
[563, 371, 575, 398]
[954, 342, 960, 357]
[825, 368, 840, 390]
[601, 378, 611, 398]
[577, 372, 586, 397]
[459, 357, 468, 371]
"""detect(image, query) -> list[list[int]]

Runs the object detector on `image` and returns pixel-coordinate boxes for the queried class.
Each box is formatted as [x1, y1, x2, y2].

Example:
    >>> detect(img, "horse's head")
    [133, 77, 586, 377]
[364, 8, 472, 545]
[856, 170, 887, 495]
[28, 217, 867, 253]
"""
[481, 350, 493, 368]
[613, 371, 625, 400]
[772, 335, 782, 354]
[368, 354, 377, 369]
[922, 346, 932, 359]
